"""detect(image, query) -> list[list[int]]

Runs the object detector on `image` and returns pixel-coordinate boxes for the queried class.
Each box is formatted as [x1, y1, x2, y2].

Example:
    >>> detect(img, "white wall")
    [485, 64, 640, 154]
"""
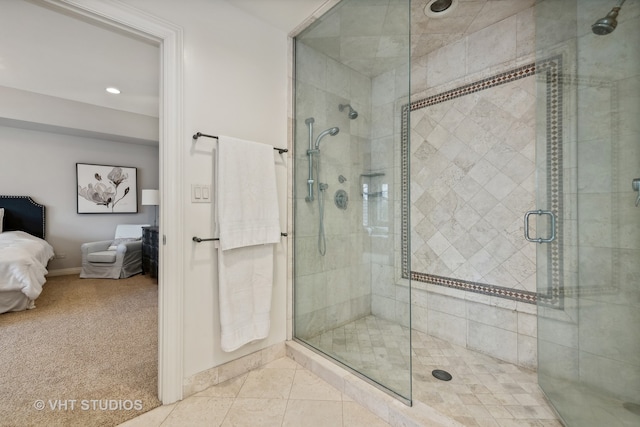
[120, 0, 290, 379]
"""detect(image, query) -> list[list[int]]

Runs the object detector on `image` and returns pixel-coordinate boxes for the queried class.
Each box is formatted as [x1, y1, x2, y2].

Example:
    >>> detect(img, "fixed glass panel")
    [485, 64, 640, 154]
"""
[293, 0, 412, 402]
[536, 0, 640, 425]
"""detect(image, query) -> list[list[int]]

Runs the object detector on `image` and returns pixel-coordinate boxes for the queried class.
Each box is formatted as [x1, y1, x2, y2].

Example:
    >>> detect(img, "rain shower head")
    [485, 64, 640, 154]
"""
[339, 104, 358, 120]
[314, 127, 339, 149]
[592, 0, 625, 35]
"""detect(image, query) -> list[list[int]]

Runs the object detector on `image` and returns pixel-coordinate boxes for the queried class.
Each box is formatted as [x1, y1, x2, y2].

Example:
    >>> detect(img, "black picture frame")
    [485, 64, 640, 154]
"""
[76, 163, 138, 214]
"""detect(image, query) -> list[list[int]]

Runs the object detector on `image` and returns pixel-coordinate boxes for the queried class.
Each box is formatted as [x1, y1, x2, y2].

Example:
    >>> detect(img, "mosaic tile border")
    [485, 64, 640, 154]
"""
[410, 63, 536, 109]
[401, 57, 564, 306]
[411, 272, 537, 304]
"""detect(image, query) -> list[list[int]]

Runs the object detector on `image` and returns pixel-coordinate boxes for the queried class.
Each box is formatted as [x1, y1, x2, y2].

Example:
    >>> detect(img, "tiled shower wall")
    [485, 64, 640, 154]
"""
[371, 5, 540, 368]
[409, 74, 537, 292]
[294, 42, 374, 338]
[408, 72, 538, 369]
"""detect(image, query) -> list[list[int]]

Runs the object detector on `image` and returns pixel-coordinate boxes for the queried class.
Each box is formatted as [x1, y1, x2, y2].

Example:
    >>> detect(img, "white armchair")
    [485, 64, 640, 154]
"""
[80, 224, 149, 279]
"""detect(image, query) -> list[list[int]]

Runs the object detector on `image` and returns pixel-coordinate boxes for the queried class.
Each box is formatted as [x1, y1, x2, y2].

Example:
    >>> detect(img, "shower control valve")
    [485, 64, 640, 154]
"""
[334, 189, 348, 210]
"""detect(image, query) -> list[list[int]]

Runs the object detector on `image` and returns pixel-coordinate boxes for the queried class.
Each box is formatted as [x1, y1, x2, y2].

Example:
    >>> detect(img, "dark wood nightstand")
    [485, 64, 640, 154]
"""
[142, 226, 159, 279]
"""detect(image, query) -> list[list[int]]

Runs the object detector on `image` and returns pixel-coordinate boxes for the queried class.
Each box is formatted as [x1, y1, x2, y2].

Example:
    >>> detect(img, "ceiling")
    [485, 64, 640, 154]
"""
[0, 1, 535, 119]
[0, 0, 160, 118]
[410, 0, 535, 58]
[298, 0, 535, 77]
[222, 0, 329, 34]
[0, 0, 328, 120]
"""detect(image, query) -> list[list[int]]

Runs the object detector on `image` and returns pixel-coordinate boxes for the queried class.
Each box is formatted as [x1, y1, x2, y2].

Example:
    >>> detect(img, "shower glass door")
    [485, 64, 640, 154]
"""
[535, 0, 640, 425]
[293, 0, 412, 403]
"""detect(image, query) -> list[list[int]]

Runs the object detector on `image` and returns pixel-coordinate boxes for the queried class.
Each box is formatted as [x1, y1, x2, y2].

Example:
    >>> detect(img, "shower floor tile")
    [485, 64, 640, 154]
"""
[306, 315, 412, 396]
[306, 315, 562, 427]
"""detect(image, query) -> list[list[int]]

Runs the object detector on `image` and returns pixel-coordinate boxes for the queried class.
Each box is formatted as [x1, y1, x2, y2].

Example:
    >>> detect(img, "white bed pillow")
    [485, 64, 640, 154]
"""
[0, 208, 4, 233]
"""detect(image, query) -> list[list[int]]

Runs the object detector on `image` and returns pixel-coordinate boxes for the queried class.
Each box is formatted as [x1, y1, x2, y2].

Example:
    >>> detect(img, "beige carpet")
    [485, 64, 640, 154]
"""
[0, 274, 160, 427]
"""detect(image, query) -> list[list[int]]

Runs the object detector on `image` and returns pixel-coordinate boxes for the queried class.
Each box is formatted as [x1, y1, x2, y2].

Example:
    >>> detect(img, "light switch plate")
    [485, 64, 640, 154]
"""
[192, 184, 212, 203]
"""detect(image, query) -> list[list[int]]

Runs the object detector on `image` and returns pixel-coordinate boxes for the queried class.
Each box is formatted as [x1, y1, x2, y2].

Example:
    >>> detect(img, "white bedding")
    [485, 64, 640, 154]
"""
[0, 231, 54, 300]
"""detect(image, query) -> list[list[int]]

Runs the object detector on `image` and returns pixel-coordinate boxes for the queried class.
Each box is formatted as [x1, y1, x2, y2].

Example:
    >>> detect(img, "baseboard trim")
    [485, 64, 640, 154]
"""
[182, 342, 286, 398]
[47, 267, 82, 277]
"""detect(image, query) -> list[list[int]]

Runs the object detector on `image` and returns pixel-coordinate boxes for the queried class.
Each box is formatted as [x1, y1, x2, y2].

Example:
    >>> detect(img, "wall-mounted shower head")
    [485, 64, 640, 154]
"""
[339, 104, 358, 120]
[592, 0, 625, 35]
[314, 127, 339, 149]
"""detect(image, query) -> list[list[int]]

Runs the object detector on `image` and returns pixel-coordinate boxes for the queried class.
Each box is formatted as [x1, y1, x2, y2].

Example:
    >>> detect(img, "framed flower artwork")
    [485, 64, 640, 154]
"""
[77, 163, 138, 214]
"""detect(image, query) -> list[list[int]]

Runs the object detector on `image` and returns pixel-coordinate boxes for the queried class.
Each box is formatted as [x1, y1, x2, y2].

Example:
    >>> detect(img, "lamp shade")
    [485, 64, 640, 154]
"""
[141, 189, 160, 206]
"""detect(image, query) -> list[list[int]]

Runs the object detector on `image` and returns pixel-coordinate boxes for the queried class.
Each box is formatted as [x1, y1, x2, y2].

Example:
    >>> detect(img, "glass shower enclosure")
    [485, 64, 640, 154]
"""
[293, 0, 412, 403]
[535, 0, 640, 425]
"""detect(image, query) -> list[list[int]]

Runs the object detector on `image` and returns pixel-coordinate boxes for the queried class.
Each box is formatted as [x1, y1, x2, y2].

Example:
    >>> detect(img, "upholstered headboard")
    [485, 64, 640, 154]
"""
[0, 196, 46, 239]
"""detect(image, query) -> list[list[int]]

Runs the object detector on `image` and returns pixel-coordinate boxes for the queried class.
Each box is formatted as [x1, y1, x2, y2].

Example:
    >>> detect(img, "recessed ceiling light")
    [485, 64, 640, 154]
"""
[106, 87, 121, 94]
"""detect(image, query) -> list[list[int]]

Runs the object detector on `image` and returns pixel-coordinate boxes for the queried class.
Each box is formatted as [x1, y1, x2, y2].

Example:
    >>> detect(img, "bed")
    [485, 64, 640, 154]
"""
[0, 196, 54, 314]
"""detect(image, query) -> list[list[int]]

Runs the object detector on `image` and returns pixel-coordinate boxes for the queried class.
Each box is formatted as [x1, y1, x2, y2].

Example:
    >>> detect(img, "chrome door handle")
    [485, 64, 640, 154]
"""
[632, 178, 640, 206]
[524, 210, 556, 244]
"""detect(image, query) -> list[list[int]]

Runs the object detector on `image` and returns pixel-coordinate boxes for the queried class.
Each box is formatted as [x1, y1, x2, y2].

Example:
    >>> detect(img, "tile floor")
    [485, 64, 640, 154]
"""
[118, 357, 390, 427]
[306, 315, 563, 427]
[411, 330, 561, 426]
[540, 376, 640, 427]
[120, 315, 564, 427]
[306, 315, 412, 396]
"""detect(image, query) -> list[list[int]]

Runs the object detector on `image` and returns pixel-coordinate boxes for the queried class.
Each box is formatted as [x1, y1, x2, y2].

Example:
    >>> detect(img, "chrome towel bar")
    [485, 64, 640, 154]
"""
[192, 132, 288, 154]
[193, 233, 288, 243]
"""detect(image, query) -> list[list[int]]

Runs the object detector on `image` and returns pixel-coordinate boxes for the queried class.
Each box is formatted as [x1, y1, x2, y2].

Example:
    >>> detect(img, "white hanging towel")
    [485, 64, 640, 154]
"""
[216, 135, 281, 352]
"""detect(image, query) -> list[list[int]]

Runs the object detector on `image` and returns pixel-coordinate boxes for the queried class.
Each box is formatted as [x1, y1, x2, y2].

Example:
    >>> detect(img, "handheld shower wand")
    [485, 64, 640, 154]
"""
[305, 120, 339, 202]
[303, 119, 340, 255]
[315, 127, 340, 149]
[305, 118, 316, 202]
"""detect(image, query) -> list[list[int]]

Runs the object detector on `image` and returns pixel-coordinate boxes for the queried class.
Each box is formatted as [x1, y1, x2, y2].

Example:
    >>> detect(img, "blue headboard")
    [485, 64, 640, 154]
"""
[0, 196, 46, 240]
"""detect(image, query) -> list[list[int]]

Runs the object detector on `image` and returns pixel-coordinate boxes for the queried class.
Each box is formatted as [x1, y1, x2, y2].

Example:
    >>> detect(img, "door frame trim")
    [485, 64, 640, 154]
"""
[46, 0, 185, 403]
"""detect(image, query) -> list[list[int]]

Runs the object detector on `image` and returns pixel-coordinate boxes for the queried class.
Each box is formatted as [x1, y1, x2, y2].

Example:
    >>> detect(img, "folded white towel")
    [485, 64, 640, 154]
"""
[215, 135, 281, 352]
[217, 136, 281, 250]
[218, 244, 274, 352]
